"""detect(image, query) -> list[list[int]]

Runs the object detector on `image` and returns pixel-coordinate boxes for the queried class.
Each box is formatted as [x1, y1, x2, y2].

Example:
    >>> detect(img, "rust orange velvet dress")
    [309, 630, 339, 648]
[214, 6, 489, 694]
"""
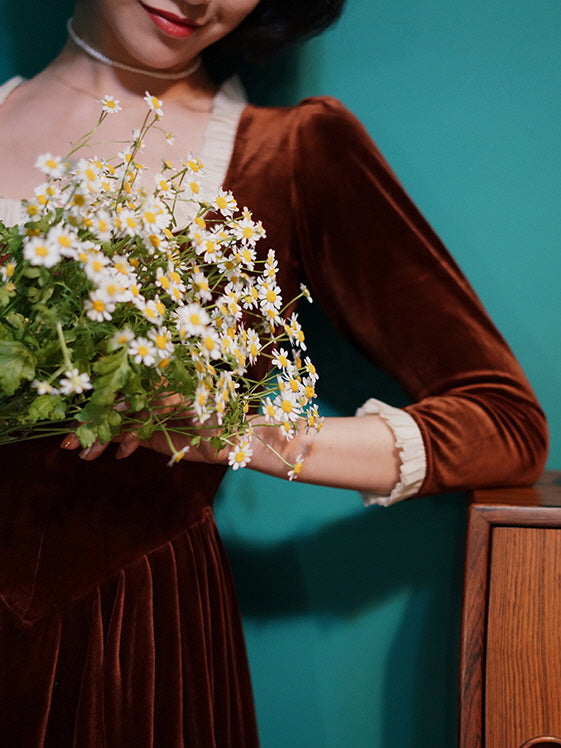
[0, 85, 548, 746]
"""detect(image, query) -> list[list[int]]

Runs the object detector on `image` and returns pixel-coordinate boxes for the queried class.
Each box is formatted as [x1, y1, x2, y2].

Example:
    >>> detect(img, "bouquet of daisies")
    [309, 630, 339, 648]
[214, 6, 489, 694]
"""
[0, 93, 321, 474]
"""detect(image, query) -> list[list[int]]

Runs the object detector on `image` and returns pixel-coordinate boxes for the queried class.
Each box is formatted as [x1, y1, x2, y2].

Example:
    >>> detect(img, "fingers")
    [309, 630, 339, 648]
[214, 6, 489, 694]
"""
[60, 433, 80, 450]
[78, 440, 112, 461]
[115, 434, 141, 459]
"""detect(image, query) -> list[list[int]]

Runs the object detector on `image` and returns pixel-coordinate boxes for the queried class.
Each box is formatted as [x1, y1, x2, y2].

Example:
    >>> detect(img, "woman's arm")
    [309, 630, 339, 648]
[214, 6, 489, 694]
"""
[70, 411, 400, 495]
[287, 97, 548, 496]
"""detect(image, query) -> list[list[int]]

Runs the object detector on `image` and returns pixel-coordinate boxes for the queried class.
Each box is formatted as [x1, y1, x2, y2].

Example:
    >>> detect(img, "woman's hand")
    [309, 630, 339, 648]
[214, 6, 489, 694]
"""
[61, 400, 231, 466]
[62, 413, 401, 496]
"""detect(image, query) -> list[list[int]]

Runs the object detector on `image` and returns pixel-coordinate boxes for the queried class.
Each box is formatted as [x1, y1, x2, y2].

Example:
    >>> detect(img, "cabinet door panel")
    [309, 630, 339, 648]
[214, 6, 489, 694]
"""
[486, 527, 561, 747]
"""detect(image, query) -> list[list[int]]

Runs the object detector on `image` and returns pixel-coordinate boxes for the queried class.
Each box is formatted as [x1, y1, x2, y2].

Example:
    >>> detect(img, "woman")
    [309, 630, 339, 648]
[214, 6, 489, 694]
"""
[0, 0, 548, 745]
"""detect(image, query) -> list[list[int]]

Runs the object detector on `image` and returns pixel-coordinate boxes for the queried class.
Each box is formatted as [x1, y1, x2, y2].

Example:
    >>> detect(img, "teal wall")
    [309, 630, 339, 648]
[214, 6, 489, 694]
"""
[1, 1, 559, 745]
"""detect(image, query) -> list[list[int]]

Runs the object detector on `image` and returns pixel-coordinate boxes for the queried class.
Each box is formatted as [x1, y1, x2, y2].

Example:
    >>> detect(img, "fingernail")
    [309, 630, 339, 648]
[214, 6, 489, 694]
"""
[61, 435, 76, 449]
[79, 446, 93, 460]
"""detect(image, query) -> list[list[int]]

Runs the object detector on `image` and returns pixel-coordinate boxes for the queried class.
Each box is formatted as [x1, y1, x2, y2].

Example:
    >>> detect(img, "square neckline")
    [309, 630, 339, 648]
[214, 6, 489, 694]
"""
[0, 75, 249, 226]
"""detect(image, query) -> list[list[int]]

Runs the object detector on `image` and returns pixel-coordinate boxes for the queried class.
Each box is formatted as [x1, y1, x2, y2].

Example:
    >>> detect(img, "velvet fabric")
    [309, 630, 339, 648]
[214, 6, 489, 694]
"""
[0, 96, 548, 746]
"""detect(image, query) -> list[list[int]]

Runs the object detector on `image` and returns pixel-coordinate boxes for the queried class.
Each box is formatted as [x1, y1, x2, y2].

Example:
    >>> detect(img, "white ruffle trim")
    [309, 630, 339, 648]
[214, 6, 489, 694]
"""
[355, 398, 427, 507]
[174, 76, 247, 226]
[0, 78, 26, 222]
[0, 76, 24, 105]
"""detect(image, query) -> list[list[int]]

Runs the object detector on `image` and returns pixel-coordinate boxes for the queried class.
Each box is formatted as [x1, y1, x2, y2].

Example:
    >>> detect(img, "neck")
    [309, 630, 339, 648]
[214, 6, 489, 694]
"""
[47, 42, 216, 106]
[66, 18, 202, 82]
[59, 5, 215, 101]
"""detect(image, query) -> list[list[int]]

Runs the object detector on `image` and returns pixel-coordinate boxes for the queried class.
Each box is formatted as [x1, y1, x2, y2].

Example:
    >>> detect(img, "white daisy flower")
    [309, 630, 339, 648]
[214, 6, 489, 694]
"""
[75, 158, 103, 192]
[117, 207, 142, 237]
[175, 303, 210, 337]
[272, 348, 292, 370]
[198, 330, 221, 360]
[99, 95, 122, 114]
[59, 368, 92, 395]
[23, 235, 61, 268]
[227, 439, 253, 470]
[129, 337, 158, 366]
[148, 327, 174, 359]
[232, 209, 265, 247]
[303, 356, 319, 383]
[111, 328, 135, 348]
[35, 153, 66, 179]
[32, 380, 59, 396]
[213, 189, 237, 218]
[264, 249, 279, 279]
[167, 445, 190, 466]
[285, 313, 307, 350]
[81, 250, 111, 280]
[258, 279, 283, 312]
[141, 199, 171, 233]
[144, 91, 164, 117]
[89, 210, 114, 241]
[95, 271, 131, 304]
[1, 260, 16, 283]
[261, 396, 278, 424]
[47, 225, 79, 259]
[112, 255, 136, 278]
[138, 298, 165, 324]
[190, 269, 212, 302]
[300, 283, 313, 303]
[184, 156, 204, 174]
[193, 382, 211, 421]
[288, 454, 305, 482]
[245, 329, 261, 363]
[85, 292, 116, 322]
[153, 172, 175, 195]
[273, 386, 302, 423]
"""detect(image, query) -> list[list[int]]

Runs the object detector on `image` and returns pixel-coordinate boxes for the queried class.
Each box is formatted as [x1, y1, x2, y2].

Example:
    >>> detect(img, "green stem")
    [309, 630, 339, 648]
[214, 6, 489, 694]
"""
[55, 321, 73, 371]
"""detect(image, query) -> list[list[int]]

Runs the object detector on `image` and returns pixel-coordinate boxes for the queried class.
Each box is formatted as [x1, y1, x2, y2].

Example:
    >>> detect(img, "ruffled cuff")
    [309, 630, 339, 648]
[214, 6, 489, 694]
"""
[355, 398, 426, 507]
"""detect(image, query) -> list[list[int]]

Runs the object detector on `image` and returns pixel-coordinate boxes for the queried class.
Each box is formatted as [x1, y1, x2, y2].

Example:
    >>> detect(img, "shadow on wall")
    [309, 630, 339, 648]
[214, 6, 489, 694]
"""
[222, 301, 468, 746]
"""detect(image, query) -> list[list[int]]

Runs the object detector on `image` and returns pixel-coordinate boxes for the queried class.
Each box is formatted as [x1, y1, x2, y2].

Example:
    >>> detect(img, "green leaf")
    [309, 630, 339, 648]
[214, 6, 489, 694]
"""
[5, 312, 27, 332]
[209, 436, 225, 450]
[0, 341, 36, 396]
[126, 390, 147, 412]
[0, 286, 13, 308]
[95, 421, 115, 444]
[107, 409, 123, 428]
[22, 266, 41, 280]
[75, 423, 97, 448]
[135, 419, 155, 440]
[27, 394, 67, 423]
[168, 359, 196, 397]
[77, 399, 111, 424]
[93, 347, 130, 389]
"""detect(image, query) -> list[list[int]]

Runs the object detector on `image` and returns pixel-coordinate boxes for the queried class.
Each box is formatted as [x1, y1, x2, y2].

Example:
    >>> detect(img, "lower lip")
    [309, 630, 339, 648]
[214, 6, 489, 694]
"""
[144, 8, 197, 38]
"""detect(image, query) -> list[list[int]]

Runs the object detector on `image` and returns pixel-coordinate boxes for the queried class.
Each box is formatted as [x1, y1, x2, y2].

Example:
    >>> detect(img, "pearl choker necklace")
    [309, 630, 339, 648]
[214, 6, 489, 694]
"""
[66, 18, 202, 81]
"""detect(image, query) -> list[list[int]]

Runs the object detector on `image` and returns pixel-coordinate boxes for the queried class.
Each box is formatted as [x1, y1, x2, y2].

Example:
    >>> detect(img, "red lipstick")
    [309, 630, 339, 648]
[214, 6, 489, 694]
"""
[140, 3, 198, 39]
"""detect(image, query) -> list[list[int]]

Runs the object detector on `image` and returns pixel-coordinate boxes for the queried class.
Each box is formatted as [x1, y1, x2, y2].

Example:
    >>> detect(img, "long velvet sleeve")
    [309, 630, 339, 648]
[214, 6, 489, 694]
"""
[289, 97, 547, 497]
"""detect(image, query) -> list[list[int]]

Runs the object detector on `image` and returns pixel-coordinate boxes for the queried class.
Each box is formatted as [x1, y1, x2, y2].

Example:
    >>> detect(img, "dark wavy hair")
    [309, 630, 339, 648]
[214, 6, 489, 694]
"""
[203, 0, 347, 80]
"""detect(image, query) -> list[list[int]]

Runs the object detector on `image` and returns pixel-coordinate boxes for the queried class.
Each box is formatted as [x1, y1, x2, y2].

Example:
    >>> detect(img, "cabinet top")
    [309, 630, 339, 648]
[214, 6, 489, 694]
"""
[471, 471, 561, 508]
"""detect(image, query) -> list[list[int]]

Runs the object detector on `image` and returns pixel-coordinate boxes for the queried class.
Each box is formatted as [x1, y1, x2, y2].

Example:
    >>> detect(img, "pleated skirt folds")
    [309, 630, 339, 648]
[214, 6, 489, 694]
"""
[0, 509, 260, 747]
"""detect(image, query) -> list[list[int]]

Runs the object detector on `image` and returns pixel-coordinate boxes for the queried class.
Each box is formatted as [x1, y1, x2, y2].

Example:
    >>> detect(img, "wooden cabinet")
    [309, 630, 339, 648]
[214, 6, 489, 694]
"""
[459, 473, 561, 748]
